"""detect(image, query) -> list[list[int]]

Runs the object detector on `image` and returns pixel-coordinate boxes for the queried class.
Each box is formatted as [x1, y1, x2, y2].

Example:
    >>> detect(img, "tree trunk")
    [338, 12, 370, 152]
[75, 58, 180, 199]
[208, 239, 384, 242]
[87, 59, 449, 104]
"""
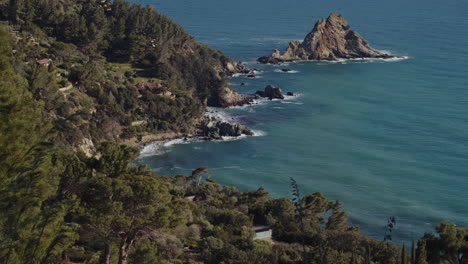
[118, 236, 134, 264]
[101, 243, 111, 264]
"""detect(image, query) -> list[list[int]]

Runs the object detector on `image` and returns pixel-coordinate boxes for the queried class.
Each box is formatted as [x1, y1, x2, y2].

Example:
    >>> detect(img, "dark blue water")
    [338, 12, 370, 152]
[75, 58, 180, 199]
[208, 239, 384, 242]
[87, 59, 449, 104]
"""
[134, 0, 468, 242]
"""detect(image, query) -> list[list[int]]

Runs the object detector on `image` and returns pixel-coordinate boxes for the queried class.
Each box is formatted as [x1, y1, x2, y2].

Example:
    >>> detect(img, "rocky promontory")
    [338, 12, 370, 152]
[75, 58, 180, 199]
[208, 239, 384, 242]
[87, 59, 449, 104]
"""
[258, 13, 393, 63]
[213, 86, 254, 107]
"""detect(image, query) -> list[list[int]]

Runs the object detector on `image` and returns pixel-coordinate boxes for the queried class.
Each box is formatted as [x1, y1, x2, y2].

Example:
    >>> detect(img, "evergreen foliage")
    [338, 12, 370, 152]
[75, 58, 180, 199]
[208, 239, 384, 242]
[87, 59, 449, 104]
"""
[1, 0, 234, 150]
[0, 2, 467, 264]
[0, 25, 78, 264]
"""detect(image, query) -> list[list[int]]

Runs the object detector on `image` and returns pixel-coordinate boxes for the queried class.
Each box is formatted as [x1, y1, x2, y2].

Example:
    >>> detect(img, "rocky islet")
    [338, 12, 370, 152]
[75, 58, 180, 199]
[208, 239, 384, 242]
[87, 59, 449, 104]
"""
[258, 13, 394, 63]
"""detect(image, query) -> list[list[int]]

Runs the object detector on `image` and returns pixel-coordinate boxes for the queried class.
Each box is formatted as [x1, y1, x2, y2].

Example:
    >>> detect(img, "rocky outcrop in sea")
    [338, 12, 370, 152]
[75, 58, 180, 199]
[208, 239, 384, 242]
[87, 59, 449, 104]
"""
[258, 13, 393, 63]
[198, 116, 254, 140]
[255, 85, 285, 100]
[223, 61, 251, 76]
[214, 86, 254, 107]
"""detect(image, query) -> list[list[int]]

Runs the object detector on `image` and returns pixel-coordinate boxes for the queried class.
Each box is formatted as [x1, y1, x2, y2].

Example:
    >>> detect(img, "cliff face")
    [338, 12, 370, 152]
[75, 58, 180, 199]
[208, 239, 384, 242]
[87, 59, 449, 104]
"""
[258, 13, 392, 63]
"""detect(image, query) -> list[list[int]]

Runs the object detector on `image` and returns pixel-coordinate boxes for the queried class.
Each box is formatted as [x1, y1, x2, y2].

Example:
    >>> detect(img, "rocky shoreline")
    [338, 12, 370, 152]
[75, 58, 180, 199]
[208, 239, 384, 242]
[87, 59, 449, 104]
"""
[197, 115, 254, 140]
[121, 114, 255, 150]
[258, 13, 395, 64]
[125, 83, 293, 150]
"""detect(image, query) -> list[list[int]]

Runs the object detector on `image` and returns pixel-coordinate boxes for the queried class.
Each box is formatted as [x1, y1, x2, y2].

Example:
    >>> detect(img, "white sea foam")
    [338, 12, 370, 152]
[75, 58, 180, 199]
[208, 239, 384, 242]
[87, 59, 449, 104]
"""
[139, 138, 200, 157]
[284, 93, 303, 100]
[262, 54, 410, 67]
[139, 142, 166, 157]
[162, 138, 196, 148]
[226, 98, 270, 110]
[230, 70, 264, 78]
[220, 134, 249, 141]
[252, 129, 267, 137]
[281, 101, 304, 105]
[347, 56, 410, 62]
[205, 107, 239, 122]
[231, 73, 243, 78]
[274, 69, 299, 73]
[139, 105, 269, 158]
[270, 62, 291, 67]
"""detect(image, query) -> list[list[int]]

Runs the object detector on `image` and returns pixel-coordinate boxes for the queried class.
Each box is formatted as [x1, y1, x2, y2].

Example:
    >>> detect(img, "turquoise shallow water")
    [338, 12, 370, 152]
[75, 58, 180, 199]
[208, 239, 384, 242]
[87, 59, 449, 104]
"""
[133, 0, 468, 242]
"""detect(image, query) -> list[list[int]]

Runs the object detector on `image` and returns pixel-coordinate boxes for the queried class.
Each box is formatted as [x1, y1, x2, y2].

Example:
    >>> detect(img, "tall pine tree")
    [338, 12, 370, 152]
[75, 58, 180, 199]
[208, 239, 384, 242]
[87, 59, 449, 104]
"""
[0, 25, 78, 264]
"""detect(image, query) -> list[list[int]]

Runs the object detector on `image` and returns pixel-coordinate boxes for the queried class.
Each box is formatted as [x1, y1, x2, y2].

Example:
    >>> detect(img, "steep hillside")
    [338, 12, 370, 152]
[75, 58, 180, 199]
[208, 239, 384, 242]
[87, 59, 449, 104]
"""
[0, 0, 251, 153]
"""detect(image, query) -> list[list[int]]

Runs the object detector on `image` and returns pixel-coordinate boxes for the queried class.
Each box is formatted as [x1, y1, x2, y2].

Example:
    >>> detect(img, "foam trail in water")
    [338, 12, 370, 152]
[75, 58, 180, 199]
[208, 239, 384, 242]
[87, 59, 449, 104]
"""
[274, 69, 299, 73]
[205, 107, 239, 122]
[252, 130, 267, 136]
[139, 138, 200, 157]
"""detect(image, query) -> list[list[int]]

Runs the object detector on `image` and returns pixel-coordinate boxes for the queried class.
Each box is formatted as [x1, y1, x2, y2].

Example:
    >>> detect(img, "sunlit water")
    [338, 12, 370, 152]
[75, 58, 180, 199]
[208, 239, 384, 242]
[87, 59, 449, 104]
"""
[133, 0, 468, 243]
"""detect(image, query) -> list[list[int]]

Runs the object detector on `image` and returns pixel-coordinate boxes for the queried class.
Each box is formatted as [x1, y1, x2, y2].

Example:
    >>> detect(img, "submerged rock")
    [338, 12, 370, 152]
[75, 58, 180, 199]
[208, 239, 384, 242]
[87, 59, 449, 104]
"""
[257, 13, 393, 63]
[286, 92, 294, 96]
[256, 85, 285, 100]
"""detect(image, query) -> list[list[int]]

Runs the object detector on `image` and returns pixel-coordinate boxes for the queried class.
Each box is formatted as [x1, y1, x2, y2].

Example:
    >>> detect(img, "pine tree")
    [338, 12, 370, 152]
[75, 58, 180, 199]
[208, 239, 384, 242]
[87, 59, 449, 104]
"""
[77, 142, 186, 264]
[0, 25, 78, 264]
[415, 240, 428, 264]
[290, 177, 306, 263]
[365, 245, 371, 264]
[401, 244, 408, 264]
[326, 200, 348, 231]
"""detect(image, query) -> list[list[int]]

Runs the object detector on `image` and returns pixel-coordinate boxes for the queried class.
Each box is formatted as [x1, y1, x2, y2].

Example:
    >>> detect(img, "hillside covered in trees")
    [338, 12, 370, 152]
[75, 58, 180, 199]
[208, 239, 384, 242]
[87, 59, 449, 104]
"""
[0, 0, 250, 153]
[0, 1, 467, 264]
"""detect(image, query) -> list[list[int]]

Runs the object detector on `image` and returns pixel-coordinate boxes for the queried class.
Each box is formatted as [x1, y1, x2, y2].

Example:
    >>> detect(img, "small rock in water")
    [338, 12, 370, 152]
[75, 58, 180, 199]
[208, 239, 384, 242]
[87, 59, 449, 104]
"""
[286, 92, 294, 96]
[247, 74, 256, 78]
[281, 68, 292, 72]
[255, 85, 285, 100]
[240, 82, 245, 86]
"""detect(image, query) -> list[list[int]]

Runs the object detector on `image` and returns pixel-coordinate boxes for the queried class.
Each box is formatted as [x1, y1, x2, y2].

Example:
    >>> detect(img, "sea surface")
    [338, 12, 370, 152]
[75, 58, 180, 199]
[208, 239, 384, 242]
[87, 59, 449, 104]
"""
[133, 0, 468, 243]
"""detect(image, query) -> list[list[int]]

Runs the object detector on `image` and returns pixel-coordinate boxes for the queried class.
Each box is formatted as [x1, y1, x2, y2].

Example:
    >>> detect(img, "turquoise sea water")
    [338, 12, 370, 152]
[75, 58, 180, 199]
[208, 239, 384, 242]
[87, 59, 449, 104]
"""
[133, 0, 468, 242]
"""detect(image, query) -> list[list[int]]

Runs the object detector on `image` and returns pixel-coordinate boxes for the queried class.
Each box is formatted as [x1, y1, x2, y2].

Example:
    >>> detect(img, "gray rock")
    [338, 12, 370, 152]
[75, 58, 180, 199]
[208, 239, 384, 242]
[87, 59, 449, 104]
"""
[256, 85, 285, 100]
[212, 87, 254, 107]
[198, 116, 254, 140]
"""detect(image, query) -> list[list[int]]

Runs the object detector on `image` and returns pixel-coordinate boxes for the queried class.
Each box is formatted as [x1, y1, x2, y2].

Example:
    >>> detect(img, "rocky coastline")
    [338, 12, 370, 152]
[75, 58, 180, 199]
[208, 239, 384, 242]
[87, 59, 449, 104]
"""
[258, 13, 394, 64]
[121, 114, 255, 150]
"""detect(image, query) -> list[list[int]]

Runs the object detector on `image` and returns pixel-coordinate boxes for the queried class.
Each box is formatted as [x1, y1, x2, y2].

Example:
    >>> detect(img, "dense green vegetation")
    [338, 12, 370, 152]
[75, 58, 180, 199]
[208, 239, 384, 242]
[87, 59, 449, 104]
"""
[1, 1, 467, 263]
[0, 0, 240, 152]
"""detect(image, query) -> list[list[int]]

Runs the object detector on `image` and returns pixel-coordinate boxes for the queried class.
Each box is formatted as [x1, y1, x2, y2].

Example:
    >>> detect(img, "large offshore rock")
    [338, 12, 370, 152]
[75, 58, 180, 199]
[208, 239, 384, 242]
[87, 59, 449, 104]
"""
[258, 13, 393, 63]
